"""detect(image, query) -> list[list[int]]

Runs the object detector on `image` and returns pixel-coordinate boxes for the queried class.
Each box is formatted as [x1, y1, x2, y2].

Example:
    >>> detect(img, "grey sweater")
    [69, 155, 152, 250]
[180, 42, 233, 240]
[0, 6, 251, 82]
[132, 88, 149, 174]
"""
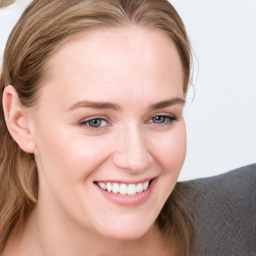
[185, 163, 256, 256]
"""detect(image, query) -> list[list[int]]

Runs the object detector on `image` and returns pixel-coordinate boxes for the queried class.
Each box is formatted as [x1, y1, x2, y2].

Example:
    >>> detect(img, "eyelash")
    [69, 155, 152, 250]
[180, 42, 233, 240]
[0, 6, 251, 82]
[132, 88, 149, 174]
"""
[78, 114, 177, 131]
[147, 114, 176, 126]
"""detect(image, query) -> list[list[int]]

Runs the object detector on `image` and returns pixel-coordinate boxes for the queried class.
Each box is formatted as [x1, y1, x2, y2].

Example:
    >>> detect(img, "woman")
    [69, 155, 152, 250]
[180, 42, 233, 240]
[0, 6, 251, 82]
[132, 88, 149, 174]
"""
[0, 0, 193, 255]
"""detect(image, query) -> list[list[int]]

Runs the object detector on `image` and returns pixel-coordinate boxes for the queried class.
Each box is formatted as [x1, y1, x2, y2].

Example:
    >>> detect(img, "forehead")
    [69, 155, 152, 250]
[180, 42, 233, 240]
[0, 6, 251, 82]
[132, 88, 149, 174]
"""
[39, 26, 184, 105]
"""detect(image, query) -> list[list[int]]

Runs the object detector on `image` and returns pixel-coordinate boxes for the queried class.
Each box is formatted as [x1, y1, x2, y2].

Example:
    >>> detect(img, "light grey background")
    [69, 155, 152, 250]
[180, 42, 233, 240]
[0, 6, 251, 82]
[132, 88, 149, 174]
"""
[0, 0, 255, 180]
[171, 0, 256, 180]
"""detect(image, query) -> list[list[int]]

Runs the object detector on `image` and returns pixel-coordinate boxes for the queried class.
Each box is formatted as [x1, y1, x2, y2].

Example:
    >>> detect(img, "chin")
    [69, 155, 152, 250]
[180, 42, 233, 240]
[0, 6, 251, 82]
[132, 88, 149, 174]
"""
[97, 220, 155, 242]
[110, 230, 146, 241]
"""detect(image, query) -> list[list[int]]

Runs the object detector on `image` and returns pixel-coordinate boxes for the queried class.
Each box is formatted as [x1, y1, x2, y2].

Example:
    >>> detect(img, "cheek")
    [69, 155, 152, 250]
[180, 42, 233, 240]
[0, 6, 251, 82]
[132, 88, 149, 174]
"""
[34, 126, 107, 183]
[152, 122, 186, 175]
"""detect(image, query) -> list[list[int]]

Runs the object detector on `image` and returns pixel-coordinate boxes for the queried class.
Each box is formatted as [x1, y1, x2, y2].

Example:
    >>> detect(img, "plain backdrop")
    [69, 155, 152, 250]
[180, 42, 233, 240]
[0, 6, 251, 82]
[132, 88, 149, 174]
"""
[0, 0, 255, 181]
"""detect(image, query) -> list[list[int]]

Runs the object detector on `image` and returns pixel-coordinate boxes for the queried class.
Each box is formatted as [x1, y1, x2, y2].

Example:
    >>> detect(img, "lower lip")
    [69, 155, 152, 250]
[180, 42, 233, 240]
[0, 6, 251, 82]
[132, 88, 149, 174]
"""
[94, 178, 157, 207]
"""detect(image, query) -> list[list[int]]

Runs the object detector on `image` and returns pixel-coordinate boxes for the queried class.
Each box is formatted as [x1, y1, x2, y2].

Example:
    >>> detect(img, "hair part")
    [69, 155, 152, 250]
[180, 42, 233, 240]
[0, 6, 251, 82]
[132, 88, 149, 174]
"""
[0, 0, 192, 254]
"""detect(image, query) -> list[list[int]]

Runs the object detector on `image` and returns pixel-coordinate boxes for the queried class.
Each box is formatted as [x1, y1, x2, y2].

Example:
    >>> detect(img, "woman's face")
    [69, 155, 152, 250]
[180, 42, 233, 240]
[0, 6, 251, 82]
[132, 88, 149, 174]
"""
[29, 26, 186, 240]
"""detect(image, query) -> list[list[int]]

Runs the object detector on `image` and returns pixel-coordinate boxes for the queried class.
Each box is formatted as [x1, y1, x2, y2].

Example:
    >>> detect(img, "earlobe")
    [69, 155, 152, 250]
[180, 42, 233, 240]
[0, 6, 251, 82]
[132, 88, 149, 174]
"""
[2, 85, 36, 153]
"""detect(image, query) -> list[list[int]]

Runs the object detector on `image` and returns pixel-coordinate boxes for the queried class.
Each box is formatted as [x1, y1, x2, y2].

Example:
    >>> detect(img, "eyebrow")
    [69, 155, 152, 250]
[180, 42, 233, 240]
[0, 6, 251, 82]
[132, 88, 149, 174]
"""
[67, 101, 121, 111]
[149, 98, 185, 110]
[67, 97, 185, 111]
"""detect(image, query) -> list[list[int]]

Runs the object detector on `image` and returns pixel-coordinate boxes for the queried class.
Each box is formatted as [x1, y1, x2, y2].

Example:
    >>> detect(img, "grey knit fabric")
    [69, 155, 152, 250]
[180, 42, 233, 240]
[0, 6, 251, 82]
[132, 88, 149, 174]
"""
[185, 163, 256, 256]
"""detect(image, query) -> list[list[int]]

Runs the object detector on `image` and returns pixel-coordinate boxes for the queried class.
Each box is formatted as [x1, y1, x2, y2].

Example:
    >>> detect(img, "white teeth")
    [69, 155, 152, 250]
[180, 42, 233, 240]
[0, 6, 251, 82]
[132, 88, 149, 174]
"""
[112, 183, 119, 194]
[98, 182, 106, 190]
[96, 180, 150, 195]
[120, 184, 127, 195]
[143, 181, 149, 191]
[127, 184, 136, 195]
[136, 183, 143, 193]
[106, 183, 112, 192]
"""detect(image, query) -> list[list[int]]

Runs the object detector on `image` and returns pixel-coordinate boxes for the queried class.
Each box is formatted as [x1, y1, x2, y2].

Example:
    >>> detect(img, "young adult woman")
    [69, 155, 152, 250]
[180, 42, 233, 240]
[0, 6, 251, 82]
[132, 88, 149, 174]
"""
[0, 1, 193, 255]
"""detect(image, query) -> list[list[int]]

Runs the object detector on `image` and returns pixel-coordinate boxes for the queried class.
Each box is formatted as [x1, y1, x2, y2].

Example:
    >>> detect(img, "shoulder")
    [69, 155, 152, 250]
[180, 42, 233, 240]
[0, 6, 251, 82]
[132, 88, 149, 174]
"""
[186, 163, 256, 201]
[182, 163, 256, 256]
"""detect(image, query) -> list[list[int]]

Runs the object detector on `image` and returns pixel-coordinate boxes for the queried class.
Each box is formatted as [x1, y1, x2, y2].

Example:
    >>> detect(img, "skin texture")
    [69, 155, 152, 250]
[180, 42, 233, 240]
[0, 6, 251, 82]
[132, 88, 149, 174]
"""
[3, 26, 186, 255]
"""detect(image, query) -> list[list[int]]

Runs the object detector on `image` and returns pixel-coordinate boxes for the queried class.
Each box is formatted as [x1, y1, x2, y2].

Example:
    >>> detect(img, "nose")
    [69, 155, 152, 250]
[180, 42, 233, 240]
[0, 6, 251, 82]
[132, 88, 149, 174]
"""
[112, 125, 153, 173]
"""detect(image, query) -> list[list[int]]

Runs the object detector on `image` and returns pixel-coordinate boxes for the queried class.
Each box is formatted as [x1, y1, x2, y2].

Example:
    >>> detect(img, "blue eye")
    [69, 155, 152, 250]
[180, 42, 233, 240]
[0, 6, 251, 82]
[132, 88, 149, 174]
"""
[150, 115, 176, 125]
[87, 119, 103, 128]
[79, 118, 108, 129]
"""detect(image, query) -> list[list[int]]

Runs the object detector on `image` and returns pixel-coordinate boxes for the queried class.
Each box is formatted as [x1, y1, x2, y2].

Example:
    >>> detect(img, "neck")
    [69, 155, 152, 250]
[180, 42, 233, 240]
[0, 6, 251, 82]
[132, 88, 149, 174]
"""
[3, 206, 174, 256]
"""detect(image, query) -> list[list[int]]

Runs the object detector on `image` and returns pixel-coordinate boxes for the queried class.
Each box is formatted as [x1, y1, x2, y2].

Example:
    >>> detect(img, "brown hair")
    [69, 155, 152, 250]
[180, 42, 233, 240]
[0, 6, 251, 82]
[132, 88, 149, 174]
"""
[0, 0, 192, 255]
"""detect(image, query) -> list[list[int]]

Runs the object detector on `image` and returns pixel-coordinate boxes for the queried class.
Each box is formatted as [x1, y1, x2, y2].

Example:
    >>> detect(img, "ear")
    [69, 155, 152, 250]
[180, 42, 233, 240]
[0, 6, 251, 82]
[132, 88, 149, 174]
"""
[2, 85, 36, 153]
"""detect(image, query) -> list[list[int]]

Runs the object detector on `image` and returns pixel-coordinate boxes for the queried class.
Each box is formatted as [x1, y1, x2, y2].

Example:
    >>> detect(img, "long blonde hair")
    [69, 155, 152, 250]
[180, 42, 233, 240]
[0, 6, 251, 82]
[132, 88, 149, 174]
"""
[0, 0, 192, 254]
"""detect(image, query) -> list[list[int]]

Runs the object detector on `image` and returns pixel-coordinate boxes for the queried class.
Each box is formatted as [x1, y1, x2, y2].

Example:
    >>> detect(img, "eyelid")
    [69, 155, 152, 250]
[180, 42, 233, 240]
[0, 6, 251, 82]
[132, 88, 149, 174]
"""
[147, 113, 176, 121]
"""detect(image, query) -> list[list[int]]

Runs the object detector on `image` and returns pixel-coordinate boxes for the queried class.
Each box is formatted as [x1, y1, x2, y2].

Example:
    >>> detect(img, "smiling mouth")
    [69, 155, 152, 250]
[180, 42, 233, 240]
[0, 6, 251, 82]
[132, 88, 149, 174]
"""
[95, 179, 153, 195]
